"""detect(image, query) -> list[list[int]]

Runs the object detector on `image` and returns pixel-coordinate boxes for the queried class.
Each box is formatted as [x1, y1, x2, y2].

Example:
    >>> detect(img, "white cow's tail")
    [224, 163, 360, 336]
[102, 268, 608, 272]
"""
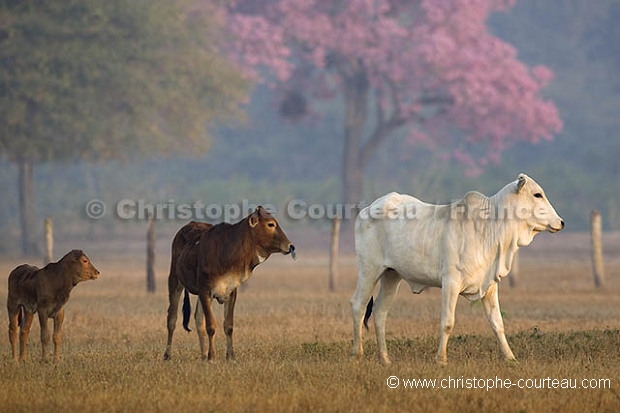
[363, 297, 373, 330]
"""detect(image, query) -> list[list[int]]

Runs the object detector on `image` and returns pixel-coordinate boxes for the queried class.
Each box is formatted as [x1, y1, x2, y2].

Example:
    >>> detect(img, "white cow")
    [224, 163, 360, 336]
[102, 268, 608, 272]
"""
[350, 173, 564, 365]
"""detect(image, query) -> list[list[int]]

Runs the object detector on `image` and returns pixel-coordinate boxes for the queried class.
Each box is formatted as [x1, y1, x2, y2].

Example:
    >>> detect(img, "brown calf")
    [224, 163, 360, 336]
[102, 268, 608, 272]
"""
[164, 206, 295, 361]
[7, 250, 100, 362]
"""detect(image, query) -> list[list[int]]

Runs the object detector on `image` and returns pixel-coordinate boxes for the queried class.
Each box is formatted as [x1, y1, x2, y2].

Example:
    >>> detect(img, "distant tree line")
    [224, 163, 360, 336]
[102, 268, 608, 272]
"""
[0, 0, 248, 254]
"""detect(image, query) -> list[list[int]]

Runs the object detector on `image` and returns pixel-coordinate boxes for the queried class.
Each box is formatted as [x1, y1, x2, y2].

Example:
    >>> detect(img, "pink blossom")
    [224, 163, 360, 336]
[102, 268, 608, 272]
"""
[220, 0, 562, 171]
[531, 65, 555, 88]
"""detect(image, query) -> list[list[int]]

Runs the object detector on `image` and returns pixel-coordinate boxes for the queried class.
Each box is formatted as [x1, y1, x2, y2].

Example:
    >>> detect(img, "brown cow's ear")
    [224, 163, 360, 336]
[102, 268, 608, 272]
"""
[249, 210, 260, 228]
[257, 206, 272, 219]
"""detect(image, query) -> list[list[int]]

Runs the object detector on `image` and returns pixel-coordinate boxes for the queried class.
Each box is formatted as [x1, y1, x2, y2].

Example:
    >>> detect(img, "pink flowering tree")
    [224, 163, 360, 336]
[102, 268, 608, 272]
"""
[224, 0, 562, 207]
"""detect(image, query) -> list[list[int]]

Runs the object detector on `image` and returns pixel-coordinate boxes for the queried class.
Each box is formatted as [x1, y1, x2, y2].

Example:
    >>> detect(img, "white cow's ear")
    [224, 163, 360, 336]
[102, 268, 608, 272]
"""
[249, 210, 260, 228]
[516, 174, 527, 193]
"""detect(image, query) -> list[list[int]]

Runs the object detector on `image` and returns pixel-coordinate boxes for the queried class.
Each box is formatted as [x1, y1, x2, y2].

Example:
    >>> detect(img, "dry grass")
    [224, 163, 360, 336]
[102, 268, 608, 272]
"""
[1, 232, 620, 412]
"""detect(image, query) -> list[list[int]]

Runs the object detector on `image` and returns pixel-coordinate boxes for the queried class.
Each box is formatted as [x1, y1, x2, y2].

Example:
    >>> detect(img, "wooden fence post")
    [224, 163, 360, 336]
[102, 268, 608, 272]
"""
[43, 217, 53, 265]
[146, 216, 156, 293]
[508, 250, 519, 288]
[590, 210, 605, 288]
[328, 218, 341, 292]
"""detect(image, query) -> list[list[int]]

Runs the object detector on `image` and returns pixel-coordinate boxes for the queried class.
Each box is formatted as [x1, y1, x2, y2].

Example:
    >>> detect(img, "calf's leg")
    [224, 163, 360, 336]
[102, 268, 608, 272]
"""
[18, 312, 34, 361]
[38, 311, 51, 361]
[53, 307, 65, 362]
[8, 304, 19, 361]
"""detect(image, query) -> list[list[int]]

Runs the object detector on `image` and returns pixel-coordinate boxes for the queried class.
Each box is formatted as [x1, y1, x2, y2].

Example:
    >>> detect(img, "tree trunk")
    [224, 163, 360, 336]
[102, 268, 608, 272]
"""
[590, 210, 605, 288]
[328, 218, 340, 292]
[146, 216, 156, 293]
[18, 158, 37, 255]
[44, 216, 53, 265]
[340, 66, 408, 231]
[341, 71, 369, 227]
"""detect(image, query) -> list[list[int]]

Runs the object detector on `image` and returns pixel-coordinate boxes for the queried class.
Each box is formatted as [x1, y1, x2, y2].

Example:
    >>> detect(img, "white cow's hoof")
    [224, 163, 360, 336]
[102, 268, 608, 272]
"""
[435, 356, 448, 366]
[505, 358, 519, 366]
[379, 357, 392, 366]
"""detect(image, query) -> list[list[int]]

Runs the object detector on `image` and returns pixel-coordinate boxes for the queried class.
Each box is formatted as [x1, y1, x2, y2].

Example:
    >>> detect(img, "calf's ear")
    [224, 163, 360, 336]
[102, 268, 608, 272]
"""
[71, 249, 84, 261]
[249, 210, 260, 228]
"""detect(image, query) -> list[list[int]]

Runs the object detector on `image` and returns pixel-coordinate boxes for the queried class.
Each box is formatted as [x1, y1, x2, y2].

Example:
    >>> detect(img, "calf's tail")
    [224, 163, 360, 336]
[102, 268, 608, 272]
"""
[182, 289, 192, 332]
[18, 306, 25, 328]
[363, 297, 374, 330]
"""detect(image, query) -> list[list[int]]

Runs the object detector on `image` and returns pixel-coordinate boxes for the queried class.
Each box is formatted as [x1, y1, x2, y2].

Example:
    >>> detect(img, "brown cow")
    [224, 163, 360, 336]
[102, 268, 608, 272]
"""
[7, 249, 100, 362]
[163, 206, 295, 361]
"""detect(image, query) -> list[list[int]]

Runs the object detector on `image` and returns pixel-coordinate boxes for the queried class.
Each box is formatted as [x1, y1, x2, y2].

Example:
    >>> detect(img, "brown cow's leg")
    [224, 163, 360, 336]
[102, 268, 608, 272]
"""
[164, 276, 183, 360]
[38, 311, 51, 362]
[52, 307, 65, 362]
[8, 304, 19, 361]
[194, 304, 207, 360]
[18, 311, 34, 361]
[198, 293, 216, 361]
[224, 288, 237, 361]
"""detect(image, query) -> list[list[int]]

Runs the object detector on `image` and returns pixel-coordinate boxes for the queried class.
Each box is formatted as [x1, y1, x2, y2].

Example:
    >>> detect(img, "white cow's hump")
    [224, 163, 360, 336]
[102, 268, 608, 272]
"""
[381, 192, 419, 209]
[366, 192, 425, 217]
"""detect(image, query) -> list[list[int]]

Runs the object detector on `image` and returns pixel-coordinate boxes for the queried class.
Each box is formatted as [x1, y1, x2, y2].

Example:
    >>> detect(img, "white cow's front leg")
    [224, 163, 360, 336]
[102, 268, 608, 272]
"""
[435, 278, 460, 365]
[481, 283, 516, 362]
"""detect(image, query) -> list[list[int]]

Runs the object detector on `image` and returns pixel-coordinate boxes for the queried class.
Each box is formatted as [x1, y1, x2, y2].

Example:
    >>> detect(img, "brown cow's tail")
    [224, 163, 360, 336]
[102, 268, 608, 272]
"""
[363, 297, 373, 330]
[182, 289, 192, 332]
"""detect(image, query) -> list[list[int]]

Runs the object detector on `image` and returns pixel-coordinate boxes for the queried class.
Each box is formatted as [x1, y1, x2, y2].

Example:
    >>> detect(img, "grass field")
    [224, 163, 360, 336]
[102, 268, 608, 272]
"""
[1, 231, 620, 412]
